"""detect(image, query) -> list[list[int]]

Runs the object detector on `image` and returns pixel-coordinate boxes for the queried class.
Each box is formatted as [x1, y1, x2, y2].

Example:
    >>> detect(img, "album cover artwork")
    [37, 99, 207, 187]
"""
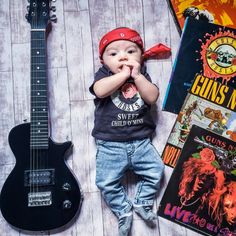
[162, 18, 236, 114]
[162, 74, 236, 167]
[158, 125, 236, 236]
[167, 0, 236, 34]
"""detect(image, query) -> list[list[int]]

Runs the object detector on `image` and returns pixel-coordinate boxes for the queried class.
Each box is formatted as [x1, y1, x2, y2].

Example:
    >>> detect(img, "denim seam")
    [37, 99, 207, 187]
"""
[134, 179, 144, 201]
[127, 143, 135, 167]
[133, 199, 154, 206]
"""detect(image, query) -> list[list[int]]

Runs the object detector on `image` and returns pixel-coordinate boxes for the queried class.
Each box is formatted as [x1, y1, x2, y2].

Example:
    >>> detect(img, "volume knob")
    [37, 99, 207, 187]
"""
[63, 200, 72, 209]
[62, 183, 71, 191]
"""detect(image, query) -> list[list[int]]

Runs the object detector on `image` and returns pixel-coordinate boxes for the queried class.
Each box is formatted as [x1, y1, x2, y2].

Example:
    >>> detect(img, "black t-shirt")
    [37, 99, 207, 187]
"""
[89, 65, 156, 141]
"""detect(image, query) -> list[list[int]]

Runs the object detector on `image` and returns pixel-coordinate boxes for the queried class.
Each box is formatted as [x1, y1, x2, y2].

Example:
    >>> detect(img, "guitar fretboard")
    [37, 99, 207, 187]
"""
[30, 30, 48, 149]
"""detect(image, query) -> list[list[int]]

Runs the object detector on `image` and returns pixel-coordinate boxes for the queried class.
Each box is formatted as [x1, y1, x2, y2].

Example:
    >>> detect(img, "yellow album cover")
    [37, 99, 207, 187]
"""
[168, 0, 236, 33]
[162, 75, 236, 167]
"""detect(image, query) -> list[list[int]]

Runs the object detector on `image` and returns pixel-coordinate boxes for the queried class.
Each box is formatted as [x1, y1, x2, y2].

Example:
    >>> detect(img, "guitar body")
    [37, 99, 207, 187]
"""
[0, 123, 82, 231]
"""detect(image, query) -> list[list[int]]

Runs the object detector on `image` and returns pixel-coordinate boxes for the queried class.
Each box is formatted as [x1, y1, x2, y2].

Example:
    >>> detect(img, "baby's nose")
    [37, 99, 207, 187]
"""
[119, 52, 128, 61]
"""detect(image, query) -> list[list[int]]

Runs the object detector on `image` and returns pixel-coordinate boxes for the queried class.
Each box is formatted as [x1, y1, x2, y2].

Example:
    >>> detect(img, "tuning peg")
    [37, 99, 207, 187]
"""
[50, 14, 57, 22]
[50, 6, 56, 12]
[26, 5, 30, 11]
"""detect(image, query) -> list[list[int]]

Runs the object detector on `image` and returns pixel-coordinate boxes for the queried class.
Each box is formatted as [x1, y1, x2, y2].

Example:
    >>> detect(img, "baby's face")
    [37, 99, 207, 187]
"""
[102, 40, 142, 74]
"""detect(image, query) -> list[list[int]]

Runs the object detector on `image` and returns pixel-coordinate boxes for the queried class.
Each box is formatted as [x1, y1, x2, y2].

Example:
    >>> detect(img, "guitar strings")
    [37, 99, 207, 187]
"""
[31, 5, 34, 197]
[32, 4, 36, 196]
[30, 5, 33, 197]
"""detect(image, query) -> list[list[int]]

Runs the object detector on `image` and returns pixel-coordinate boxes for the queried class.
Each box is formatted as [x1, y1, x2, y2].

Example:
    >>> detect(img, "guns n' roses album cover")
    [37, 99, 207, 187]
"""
[162, 18, 236, 114]
[167, 0, 236, 34]
[162, 75, 236, 168]
[158, 125, 236, 236]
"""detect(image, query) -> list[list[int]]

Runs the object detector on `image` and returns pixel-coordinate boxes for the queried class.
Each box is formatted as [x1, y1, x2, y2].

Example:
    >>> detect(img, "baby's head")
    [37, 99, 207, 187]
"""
[99, 27, 144, 73]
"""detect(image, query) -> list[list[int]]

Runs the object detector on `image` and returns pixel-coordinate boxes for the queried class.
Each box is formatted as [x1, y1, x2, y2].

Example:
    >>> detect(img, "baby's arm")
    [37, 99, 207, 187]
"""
[93, 65, 130, 98]
[133, 74, 159, 104]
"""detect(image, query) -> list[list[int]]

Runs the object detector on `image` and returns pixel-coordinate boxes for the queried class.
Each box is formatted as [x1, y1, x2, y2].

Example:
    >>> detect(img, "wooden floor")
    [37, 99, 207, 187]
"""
[0, 0, 202, 235]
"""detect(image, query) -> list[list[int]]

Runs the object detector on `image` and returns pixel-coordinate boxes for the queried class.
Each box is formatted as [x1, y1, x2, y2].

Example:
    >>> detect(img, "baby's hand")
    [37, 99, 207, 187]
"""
[120, 64, 131, 79]
[124, 60, 141, 79]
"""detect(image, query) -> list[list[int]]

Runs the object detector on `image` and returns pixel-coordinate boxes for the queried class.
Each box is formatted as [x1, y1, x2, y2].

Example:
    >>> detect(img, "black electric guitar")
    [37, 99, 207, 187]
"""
[0, 0, 82, 232]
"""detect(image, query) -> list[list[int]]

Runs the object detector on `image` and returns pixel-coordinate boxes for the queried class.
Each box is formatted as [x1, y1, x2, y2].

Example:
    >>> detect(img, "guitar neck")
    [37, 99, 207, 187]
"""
[30, 30, 49, 149]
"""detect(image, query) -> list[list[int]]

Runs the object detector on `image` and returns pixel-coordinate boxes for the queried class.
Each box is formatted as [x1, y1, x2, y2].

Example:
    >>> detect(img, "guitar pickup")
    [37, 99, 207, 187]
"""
[24, 169, 55, 186]
[28, 191, 52, 207]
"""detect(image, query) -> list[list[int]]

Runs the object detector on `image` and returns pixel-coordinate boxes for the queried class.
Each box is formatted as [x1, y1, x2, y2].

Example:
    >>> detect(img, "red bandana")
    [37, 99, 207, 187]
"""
[99, 27, 171, 60]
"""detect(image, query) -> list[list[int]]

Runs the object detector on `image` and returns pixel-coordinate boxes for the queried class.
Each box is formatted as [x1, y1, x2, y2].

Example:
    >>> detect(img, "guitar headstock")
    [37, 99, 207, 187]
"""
[26, 0, 57, 30]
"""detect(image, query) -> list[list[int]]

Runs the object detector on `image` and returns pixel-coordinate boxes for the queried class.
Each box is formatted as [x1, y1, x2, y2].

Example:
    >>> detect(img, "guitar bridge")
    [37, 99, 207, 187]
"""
[24, 169, 55, 186]
[28, 191, 52, 207]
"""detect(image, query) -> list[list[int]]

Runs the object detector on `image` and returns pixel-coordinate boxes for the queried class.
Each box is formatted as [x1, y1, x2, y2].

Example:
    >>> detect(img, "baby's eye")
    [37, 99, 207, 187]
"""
[128, 50, 135, 54]
[110, 52, 117, 56]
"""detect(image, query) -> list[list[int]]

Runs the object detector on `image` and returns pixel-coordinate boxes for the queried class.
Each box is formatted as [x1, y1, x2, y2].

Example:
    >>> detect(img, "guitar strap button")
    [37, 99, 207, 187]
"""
[63, 200, 72, 209]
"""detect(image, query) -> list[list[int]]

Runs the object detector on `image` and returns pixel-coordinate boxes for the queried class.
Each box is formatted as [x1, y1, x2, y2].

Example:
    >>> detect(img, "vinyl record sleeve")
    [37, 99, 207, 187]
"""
[167, 0, 236, 34]
[162, 75, 236, 167]
[158, 125, 236, 236]
[162, 18, 236, 114]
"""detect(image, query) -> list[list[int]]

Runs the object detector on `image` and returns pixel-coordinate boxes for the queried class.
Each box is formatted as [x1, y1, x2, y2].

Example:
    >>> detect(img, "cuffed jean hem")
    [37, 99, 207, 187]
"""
[133, 199, 154, 206]
[114, 202, 133, 218]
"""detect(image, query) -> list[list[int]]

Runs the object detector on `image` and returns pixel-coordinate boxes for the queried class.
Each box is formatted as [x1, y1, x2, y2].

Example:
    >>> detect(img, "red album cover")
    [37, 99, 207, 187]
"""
[158, 125, 236, 236]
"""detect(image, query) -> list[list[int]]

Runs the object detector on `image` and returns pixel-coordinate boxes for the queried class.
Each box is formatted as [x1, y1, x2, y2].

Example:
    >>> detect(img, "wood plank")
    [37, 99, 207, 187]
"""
[63, 0, 88, 11]
[64, 10, 94, 101]
[0, 72, 15, 165]
[12, 43, 30, 125]
[48, 68, 72, 143]
[0, 0, 10, 29]
[131, 218, 160, 236]
[73, 192, 104, 236]
[38, 194, 103, 236]
[47, 0, 67, 69]
[143, 0, 171, 45]
[101, 197, 118, 236]
[88, 0, 116, 70]
[0, 1, 11, 73]
[146, 62, 177, 154]
[167, 2, 181, 61]
[70, 100, 97, 192]
[10, 0, 30, 44]
[115, 0, 143, 32]
[0, 28, 12, 72]
[159, 217, 188, 236]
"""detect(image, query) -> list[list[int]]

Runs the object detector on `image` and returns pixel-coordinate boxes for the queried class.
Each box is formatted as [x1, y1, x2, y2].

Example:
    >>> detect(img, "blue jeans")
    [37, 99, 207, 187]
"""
[95, 138, 164, 218]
